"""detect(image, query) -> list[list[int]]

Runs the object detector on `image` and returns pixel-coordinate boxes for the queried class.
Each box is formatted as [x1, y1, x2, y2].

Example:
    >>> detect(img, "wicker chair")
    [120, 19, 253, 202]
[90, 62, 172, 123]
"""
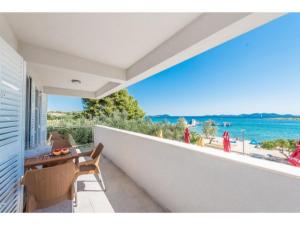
[22, 161, 79, 212]
[77, 143, 106, 191]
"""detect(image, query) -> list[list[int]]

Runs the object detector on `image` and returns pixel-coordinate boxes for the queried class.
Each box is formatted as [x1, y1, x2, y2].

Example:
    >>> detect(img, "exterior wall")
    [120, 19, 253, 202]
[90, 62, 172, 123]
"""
[0, 14, 18, 50]
[26, 67, 44, 91]
[95, 125, 300, 212]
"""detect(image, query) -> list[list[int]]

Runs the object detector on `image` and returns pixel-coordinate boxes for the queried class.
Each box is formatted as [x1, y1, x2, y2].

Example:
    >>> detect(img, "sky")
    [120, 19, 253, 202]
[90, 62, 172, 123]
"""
[48, 95, 83, 112]
[48, 13, 300, 116]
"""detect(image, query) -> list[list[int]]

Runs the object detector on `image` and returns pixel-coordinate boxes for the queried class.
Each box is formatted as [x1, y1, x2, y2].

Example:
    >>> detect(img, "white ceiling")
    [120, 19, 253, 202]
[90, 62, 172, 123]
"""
[29, 63, 108, 92]
[5, 13, 200, 69]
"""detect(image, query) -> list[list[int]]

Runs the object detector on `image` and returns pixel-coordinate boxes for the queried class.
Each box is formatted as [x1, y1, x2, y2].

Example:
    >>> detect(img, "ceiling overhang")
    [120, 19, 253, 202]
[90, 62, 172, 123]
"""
[2, 13, 285, 98]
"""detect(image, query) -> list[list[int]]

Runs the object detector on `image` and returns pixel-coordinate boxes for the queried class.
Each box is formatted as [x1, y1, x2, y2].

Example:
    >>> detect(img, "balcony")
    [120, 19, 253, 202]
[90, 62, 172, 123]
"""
[17, 125, 300, 212]
[36, 155, 164, 213]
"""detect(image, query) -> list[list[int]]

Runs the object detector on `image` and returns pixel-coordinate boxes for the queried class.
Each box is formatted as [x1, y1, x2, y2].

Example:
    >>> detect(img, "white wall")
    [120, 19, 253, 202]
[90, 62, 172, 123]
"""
[0, 14, 18, 50]
[95, 125, 300, 212]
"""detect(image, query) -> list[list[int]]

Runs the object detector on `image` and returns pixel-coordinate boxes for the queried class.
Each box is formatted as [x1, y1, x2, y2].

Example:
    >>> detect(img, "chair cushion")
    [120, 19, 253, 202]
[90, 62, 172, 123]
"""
[79, 164, 97, 173]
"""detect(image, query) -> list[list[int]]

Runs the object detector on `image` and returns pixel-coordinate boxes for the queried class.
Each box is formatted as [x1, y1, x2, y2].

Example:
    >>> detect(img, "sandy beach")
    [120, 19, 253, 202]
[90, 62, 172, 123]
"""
[204, 137, 289, 164]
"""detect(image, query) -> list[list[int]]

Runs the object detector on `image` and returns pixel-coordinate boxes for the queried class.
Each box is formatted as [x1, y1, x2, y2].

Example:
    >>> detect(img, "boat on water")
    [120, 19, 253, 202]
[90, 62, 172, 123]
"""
[222, 122, 231, 127]
[213, 121, 232, 127]
[188, 119, 200, 127]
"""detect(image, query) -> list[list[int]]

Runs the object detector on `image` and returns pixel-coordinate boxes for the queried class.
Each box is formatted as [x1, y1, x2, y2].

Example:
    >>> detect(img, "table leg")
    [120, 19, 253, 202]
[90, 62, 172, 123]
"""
[75, 157, 79, 166]
[74, 179, 78, 207]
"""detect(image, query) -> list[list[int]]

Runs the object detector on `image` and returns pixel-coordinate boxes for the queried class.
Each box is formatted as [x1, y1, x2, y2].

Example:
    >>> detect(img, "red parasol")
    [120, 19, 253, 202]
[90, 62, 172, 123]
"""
[223, 131, 231, 152]
[184, 127, 190, 143]
[288, 142, 300, 167]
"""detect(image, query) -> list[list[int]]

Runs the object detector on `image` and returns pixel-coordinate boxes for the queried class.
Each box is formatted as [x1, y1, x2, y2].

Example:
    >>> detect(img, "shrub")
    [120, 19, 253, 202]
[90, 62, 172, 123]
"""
[47, 112, 189, 145]
[190, 131, 200, 144]
[275, 139, 289, 150]
[202, 120, 217, 143]
[261, 139, 296, 152]
[47, 126, 93, 145]
[287, 139, 297, 152]
[261, 141, 277, 150]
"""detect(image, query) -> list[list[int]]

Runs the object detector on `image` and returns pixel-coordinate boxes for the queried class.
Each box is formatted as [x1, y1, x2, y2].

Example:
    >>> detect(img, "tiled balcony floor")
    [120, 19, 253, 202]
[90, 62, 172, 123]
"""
[37, 156, 164, 213]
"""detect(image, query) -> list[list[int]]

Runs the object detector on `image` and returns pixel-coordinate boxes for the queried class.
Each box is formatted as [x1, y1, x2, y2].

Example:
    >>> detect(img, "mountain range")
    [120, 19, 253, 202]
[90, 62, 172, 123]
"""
[150, 113, 300, 118]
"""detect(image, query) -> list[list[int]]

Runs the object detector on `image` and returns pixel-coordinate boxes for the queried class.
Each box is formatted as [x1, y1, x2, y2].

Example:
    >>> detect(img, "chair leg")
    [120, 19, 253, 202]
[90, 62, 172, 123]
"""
[97, 170, 106, 192]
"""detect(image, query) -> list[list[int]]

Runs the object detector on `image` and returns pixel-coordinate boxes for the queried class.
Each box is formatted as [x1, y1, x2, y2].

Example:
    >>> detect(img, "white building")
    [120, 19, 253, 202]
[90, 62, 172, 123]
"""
[2, 13, 300, 213]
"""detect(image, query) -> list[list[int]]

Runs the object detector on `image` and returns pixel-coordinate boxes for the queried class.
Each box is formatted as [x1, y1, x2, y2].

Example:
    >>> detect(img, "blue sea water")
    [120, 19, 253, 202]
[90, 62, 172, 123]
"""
[149, 116, 300, 142]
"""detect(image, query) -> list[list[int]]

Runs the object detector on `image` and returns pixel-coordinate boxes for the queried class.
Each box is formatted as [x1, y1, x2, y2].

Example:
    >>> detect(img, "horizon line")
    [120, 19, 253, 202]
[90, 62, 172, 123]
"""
[47, 110, 300, 117]
[148, 112, 300, 117]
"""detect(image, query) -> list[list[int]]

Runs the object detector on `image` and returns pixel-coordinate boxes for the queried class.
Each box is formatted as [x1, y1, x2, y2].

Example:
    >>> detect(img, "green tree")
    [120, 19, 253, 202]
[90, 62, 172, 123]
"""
[202, 120, 217, 143]
[261, 141, 277, 150]
[177, 117, 187, 127]
[82, 89, 145, 120]
[261, 139, 297, 158]
[275, 139, 289, 152]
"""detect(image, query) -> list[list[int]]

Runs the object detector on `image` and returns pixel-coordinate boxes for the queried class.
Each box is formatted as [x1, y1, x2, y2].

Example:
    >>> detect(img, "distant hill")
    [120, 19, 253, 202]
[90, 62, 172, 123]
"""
[47, 111, 82, 119]
[150, 114, 171, 118]
[48, 111, 81, 115]
[149, 113, 300, 118]
[208, 113, 300, 118]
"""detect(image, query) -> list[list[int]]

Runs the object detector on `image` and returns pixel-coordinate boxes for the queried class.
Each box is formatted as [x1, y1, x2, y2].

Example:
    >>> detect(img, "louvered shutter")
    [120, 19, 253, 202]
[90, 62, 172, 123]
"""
[40, 93, 47, 146]
[29, 81, 35, 148]
[0, 37, 25, 213]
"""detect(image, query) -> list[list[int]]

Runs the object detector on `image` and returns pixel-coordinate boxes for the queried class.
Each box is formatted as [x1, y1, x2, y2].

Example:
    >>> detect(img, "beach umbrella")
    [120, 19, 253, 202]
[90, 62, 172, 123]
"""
[250, 140, 258, 145]
[223, 131, 231, 152]
[184, 127, 190, 143]
[227, 133, 231, 152]
[288, 142, 300, 167]
[222, 131, 227, 151]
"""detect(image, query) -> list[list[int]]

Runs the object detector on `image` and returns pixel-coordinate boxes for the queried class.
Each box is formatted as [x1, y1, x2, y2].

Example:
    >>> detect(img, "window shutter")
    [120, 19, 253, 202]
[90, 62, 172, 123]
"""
[29, 80, 35, 148]
[0, 37, 25, 213]
[40, 93, 47, 146]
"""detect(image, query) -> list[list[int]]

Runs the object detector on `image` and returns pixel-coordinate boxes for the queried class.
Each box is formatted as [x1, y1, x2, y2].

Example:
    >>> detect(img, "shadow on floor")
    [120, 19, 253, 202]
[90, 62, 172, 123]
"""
[75, 156, 165, 212]
[38, 156, 165, 213]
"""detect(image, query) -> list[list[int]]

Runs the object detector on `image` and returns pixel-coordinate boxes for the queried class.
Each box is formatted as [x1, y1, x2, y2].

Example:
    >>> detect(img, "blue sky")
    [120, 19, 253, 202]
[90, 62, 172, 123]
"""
[48, 13, 300, 116]
[48, 95, 83, 112]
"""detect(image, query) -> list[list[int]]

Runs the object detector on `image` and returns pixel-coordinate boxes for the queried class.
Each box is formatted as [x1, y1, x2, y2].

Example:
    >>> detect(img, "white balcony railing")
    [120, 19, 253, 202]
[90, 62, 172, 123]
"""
[94, 125, 300, 212]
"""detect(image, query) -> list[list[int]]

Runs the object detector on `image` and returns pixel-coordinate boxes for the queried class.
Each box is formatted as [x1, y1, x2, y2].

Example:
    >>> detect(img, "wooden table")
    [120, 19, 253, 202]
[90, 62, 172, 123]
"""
[24, 148, 80, 170]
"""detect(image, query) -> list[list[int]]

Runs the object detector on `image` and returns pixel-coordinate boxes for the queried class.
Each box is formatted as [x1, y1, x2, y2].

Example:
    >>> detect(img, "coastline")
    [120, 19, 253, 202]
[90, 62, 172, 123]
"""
[270, 117, 300, 120]
[151, 115, 300, 142]
[204, 136, 288, 164]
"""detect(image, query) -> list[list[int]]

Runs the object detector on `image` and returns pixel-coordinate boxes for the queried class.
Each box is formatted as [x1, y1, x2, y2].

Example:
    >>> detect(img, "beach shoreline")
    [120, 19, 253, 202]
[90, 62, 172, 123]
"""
[151, 115, 300, 142]
[204, 136, 289, 164]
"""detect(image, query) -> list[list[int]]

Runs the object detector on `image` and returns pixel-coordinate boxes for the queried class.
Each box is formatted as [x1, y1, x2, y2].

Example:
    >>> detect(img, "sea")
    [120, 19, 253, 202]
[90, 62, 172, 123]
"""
[149, 115, 300, 143]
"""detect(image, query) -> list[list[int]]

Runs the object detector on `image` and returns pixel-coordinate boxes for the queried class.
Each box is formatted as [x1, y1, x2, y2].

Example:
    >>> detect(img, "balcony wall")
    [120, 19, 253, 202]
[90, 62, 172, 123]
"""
[94, 125, 300, 212]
